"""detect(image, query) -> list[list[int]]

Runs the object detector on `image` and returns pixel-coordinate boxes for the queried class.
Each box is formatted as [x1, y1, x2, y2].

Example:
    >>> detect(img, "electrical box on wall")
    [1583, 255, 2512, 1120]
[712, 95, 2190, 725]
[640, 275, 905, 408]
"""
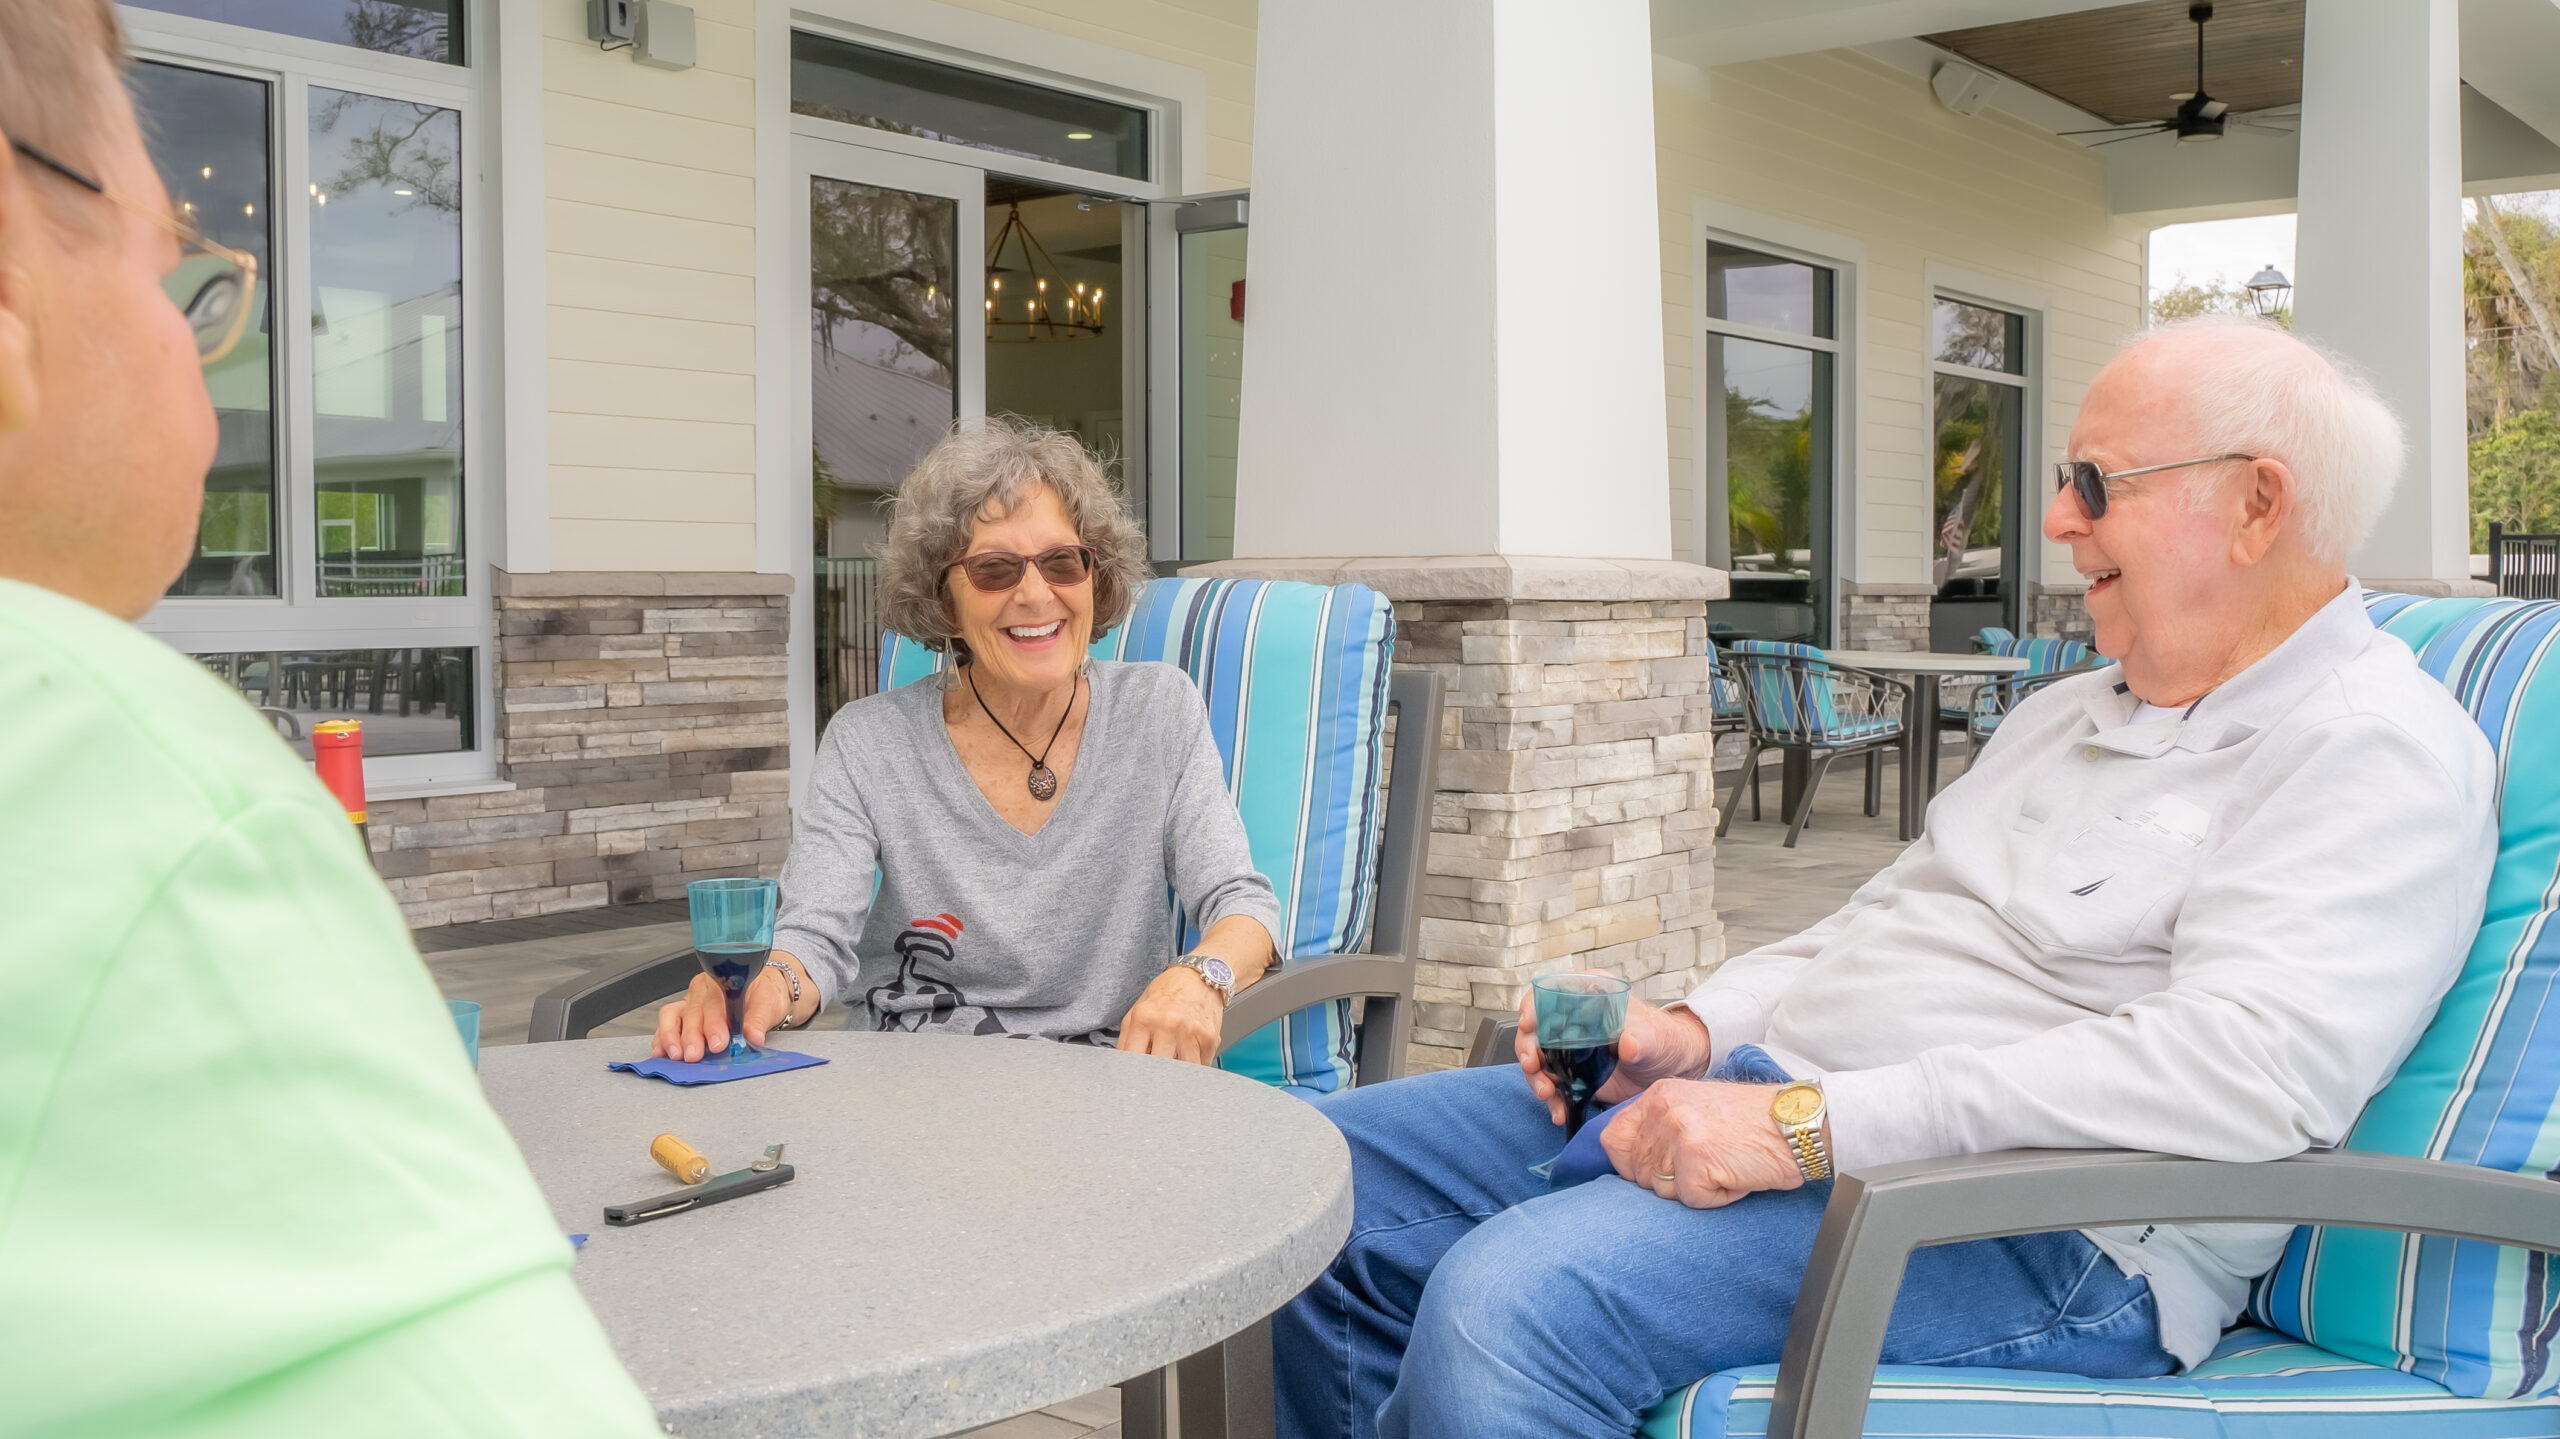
[588, 0, 694, 71]
[634, 2, 696, 70]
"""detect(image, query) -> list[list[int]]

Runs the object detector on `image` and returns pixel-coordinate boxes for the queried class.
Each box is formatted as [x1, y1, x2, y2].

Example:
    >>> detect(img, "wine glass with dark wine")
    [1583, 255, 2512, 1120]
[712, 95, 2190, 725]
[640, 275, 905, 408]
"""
[687, 877, 779, 1065]
[1533, 972, 1630, 1140]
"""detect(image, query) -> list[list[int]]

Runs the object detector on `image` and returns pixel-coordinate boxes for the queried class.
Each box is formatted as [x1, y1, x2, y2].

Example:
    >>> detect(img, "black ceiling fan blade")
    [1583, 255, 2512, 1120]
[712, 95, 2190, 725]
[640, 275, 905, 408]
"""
[2086, 129, 2170, 147]
[2057, 123, 2171, 136]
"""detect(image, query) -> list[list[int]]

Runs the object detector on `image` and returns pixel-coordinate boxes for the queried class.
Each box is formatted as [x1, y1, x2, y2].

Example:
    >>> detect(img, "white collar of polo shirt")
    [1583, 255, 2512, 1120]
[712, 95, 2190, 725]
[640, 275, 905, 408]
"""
[2072, 579, 2370, 761]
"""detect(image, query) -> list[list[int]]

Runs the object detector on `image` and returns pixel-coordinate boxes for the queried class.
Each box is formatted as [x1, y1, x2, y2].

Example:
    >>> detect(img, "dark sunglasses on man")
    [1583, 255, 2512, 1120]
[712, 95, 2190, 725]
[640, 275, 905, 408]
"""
[949, 544, 1100, 594]
[2053, 452, 2257, 520]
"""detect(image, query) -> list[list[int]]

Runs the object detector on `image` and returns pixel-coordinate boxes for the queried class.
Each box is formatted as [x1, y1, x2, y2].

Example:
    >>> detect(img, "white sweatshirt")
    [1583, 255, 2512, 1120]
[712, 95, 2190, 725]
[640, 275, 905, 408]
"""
[1686, 583, 2498, 1368]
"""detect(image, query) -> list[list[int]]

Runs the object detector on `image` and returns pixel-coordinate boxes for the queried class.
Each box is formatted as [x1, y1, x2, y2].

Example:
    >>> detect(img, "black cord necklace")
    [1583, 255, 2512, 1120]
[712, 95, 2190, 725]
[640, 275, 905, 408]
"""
[966, 663, 1079, 802]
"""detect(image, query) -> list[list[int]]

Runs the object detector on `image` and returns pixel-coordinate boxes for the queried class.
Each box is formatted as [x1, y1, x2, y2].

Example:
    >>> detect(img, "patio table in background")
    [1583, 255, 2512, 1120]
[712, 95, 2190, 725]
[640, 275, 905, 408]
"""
[1824, 650, 2028, 842]
[479, 1030, 1350, 1439]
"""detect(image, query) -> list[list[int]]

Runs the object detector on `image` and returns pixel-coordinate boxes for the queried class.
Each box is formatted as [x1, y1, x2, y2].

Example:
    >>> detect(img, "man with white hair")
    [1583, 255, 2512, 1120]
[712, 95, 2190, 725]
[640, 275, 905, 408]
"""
[1272, 317, 2501, 1439]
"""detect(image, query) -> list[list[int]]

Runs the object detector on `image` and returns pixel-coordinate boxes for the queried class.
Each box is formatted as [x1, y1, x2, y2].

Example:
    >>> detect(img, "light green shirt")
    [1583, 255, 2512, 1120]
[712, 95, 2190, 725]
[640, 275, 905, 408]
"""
[0, 579, 658, 1437]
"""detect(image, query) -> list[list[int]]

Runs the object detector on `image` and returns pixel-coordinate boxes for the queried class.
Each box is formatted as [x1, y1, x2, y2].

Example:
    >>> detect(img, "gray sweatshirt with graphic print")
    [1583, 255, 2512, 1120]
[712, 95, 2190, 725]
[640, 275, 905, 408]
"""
[772, 660, 1283, 1043]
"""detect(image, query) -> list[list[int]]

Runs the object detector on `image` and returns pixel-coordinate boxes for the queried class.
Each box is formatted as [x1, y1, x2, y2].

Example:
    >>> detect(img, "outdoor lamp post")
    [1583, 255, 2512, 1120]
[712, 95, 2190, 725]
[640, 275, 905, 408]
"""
[2245, 264, 2292, 318]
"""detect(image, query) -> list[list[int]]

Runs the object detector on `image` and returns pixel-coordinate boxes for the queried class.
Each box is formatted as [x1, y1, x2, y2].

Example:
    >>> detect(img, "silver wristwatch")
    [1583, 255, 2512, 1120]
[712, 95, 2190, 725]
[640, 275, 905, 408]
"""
[1171, 953, 1235, 1004]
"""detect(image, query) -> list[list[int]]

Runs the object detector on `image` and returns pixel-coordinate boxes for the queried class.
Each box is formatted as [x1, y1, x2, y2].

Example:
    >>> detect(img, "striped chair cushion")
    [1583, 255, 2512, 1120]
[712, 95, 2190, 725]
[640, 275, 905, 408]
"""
[1704, 639, 1743, 720]
[1973, 625, 2019, 652]
[2248, 593, 2560, 1399]
[1990, 634, 2093, 674]
[1646, 1327, 2560, 1438]
[878, 577, 1396, 1095]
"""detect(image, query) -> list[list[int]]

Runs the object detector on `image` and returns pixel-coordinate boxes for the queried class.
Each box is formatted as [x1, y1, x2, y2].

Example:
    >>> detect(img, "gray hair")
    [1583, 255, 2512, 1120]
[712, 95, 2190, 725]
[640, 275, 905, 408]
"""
[878, 418, 1154, 652]
[2131, 315, 2403, 564]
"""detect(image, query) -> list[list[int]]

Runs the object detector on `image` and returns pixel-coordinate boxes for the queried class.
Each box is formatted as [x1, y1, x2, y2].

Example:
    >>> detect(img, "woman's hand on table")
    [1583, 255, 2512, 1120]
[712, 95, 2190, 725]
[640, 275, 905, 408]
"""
[652, 965, 792, 1062]
[1513, 987, 1714, 1127]
[1117, 967, 1227, 1067]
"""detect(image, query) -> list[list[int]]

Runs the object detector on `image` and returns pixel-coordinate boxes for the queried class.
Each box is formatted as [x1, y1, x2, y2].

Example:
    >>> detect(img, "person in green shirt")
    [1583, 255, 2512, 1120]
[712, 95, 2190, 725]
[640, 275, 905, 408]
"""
[0, 6, 659, 1434]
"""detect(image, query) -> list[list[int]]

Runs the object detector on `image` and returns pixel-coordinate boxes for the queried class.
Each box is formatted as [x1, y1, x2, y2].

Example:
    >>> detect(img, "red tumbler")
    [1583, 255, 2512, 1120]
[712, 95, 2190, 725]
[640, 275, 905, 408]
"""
[310, 719, 368, 825]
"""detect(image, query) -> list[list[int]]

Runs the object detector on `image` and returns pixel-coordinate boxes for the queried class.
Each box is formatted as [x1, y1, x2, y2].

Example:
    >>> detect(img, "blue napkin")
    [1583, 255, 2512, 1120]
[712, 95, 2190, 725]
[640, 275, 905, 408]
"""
[607, 1049, 829, 1086]
[1544, 1043, 1796, 1191]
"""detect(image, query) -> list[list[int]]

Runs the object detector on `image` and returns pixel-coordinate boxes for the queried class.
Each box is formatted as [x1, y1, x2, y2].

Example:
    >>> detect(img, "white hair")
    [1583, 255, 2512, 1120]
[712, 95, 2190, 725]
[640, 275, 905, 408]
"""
[2128, 315, 2403, 564]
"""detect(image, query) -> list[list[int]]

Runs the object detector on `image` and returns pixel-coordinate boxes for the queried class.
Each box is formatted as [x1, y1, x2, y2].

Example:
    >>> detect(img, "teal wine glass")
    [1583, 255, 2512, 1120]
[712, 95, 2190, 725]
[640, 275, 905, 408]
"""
[688, 877, 779, 1063]
[1534, 973, 1629, 1140]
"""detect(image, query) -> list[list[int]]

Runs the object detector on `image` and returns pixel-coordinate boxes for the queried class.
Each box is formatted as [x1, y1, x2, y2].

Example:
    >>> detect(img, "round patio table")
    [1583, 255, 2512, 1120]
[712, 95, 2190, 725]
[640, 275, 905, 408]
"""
[479, 1030, 1352, 1439]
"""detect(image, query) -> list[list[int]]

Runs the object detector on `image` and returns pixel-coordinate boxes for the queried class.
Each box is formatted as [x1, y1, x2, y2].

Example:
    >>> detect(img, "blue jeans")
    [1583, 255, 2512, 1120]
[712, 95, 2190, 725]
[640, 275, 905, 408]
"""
[1272, 1060, 2175, 1439]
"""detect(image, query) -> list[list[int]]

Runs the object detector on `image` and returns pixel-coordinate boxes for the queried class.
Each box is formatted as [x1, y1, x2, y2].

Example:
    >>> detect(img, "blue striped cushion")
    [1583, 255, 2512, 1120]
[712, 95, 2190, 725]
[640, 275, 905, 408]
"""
[2251, 594, 2560, 1399]
[1704, 639, 1743, 720]
[1647, 1327, 2560, 1437]
[1728, 641, 1902, 745]
[1974, 626, 2018, 652]
[1990, 634, 2092, 674]
[877, 577, 1396, 1094]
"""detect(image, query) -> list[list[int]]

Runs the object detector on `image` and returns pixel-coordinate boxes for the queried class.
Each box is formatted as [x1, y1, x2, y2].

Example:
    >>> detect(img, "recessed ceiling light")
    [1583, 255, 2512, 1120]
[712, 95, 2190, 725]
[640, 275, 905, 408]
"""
[394, 188, 413, 196]
[1066, 131, 1093, 140]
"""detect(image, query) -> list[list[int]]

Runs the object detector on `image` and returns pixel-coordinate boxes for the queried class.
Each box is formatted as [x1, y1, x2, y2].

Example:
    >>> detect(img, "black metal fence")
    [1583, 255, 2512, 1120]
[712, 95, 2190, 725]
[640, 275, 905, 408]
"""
[816, 556, 886, 720]
[2489, 523, 2560, 600]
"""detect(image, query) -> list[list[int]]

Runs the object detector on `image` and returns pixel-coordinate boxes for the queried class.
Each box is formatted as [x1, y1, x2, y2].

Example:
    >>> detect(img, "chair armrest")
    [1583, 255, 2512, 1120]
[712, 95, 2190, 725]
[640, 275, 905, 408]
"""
[1771, 1147, 2560, 1439]
[526, 946, 700, 1043]
[1219, 952, 1411, 1048]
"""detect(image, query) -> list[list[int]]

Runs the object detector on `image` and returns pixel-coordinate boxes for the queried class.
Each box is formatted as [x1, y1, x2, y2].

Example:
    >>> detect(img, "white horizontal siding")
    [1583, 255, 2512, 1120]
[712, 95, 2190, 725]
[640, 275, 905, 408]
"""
[1659, 48, 2144, 587]
[541, 0, 760, 571]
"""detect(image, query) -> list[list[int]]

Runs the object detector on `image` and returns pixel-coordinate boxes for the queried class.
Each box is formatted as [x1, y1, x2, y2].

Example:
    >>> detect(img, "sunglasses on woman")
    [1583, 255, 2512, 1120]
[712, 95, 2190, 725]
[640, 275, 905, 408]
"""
[9, 138, 261, 366]
[950, 544, 1100, 594]
[2053, 453, 2257, 520]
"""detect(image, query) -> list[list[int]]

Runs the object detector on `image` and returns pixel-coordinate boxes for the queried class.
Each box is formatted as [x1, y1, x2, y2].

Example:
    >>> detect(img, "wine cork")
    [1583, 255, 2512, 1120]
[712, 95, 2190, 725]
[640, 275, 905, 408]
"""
[650, 1133, 710, 1185]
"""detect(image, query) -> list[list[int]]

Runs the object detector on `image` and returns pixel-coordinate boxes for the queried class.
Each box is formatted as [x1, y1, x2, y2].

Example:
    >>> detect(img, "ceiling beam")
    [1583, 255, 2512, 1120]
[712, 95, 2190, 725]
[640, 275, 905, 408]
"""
[2459, 0, 2560, 149]
[1650, 0, 2130, 69]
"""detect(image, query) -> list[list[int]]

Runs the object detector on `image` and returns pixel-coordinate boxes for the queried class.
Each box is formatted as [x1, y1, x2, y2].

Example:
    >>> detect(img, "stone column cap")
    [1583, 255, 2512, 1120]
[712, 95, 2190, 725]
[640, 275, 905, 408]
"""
[1178, 554, 1729, 603]
[492, 568, 795, 598]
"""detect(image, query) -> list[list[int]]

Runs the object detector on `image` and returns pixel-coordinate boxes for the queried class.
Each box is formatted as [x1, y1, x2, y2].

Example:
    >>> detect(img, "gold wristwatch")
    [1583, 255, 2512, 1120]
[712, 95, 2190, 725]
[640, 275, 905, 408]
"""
[1771, 1081, 1833, 1181]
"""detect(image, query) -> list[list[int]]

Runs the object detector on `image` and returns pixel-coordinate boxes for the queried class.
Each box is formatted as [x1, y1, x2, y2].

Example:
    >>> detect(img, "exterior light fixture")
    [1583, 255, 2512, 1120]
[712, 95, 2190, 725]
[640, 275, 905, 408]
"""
[1066, 131, 1094, 140]
[2245, 263, 2292, 317]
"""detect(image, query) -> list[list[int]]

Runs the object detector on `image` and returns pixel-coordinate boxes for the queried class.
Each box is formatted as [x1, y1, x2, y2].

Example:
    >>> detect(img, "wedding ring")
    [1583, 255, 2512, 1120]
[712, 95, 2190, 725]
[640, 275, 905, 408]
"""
[1651, 1171, 1678, 1186]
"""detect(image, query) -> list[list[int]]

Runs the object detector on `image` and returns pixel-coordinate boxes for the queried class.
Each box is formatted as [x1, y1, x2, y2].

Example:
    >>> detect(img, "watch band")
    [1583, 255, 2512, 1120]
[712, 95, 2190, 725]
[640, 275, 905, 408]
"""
[1773, 1082, 1833, 1182]
[1172, 953, 1234, 1004]
[769, 959, 806, 1030]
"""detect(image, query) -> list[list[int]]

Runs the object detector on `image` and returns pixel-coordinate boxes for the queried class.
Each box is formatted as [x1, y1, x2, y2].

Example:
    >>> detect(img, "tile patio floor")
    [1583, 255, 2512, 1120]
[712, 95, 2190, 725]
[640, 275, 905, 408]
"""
[422, 742, 1969, 1437]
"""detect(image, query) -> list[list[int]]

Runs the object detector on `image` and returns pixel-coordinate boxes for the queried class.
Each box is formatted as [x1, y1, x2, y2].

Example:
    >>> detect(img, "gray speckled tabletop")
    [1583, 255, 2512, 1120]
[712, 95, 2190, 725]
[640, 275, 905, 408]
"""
[480, 1032, 1352, 1438]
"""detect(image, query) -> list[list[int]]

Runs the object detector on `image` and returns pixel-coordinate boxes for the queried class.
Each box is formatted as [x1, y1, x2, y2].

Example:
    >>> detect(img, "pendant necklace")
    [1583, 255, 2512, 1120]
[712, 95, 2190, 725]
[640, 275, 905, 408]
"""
[968, 663, 1079, 802]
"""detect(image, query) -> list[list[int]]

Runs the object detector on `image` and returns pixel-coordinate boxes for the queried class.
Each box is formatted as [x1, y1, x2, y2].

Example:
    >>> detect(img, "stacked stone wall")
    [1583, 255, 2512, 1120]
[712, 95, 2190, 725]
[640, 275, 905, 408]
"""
[1393, 598, 1727, 1070]
[2030, 581, 2094, 643]
[368, 571, 791, 928]
[1837, 582, 1929, 651]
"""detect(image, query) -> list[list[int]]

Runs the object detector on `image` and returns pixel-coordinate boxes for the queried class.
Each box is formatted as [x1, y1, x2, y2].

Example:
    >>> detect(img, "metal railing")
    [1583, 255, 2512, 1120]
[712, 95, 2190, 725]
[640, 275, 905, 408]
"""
[816, 556, 886, 718]
[318, 553, 463, 597]
[2488, 523, 2560, 600]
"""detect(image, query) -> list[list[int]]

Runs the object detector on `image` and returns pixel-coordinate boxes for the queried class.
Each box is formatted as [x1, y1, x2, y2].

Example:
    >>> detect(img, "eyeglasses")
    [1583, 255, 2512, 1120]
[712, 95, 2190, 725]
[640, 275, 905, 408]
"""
[949, 544, 1100, 594]
[2053, 453, 2257, 520]
[9, 137, 261, 366]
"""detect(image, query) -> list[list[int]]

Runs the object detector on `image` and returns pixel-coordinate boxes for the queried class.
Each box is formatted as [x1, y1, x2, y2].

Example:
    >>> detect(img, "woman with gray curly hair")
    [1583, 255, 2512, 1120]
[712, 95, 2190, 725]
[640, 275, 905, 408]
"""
[653, 421, 1281, 1063]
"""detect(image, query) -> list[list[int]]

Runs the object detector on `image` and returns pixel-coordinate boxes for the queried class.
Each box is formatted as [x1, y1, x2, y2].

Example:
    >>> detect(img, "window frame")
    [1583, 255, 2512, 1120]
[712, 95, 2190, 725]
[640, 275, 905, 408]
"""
[1692, 203, 1864, 648]
[1923, 262, 2049, 637]
[122, 3, 499, 791]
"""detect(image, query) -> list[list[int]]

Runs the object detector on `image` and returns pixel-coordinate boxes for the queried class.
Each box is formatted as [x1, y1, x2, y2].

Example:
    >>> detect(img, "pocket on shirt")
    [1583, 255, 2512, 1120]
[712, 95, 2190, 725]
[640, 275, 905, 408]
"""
[1999, 818, 2192, 957]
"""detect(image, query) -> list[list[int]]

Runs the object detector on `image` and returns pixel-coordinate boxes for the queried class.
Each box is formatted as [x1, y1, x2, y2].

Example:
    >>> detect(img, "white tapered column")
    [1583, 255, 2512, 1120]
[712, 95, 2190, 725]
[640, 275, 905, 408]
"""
[2292, 0, 2469, 585]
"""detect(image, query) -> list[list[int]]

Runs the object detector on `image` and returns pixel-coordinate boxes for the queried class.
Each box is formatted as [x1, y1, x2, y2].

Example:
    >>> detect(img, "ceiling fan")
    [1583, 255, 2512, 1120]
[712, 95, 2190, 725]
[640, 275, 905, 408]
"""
[2059, 3, 2298, 147]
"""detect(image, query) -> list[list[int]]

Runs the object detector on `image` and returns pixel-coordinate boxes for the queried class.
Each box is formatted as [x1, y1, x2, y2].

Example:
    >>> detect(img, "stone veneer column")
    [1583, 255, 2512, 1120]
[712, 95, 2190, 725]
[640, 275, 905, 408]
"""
[2028, 580, 2094, 643]
[1835, 581, 1932, 651]
[1186, 556, 1730, 1072]
[366, 571, 793, 928]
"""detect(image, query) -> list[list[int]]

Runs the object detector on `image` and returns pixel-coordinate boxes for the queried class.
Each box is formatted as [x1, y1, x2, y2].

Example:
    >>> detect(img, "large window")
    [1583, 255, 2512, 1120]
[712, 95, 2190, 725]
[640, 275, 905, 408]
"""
[792, 31, 1149, 182]
[1928, 295, 2031, 649]
[127, 7, 488, 785]
[1702, 241, 1838, 646]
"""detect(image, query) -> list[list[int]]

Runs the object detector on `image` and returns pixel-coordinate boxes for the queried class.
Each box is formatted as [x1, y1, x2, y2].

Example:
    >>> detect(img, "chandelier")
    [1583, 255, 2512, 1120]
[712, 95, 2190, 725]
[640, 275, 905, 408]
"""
[984, 202, 1105, 344]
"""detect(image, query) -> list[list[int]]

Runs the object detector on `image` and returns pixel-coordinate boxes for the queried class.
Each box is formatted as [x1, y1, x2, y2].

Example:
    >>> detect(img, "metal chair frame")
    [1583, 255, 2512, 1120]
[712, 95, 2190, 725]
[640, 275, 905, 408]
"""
[1717, 650, 1911, 848]
[1965, 662, 2106, 743]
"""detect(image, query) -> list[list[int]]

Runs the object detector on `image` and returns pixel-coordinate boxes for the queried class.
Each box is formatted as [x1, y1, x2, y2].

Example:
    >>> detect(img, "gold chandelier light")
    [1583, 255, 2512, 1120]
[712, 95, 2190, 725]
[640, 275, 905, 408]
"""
[984, 202, 1104, 344]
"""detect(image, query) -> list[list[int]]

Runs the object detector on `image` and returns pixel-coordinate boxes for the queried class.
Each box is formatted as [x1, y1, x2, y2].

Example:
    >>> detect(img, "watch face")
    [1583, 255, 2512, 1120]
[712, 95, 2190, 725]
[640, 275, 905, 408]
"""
[1200, 956, 1234, 988]
[1771, 1084, 1824, 1126]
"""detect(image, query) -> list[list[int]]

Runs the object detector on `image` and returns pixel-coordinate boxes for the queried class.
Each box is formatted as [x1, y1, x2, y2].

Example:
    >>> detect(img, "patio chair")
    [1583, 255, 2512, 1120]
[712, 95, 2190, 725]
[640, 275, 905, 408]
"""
[1942, 633, 2092, 731]
[526, 576, 1442, 1439]
[1964, 660, 2105, 743]
[1495, 591, 2560, 1437]
[1716, 642, 1907, 849]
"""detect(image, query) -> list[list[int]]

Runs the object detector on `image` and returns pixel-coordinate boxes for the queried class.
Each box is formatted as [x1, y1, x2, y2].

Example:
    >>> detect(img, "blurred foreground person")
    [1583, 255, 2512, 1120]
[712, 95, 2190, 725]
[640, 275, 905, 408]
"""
[0, 5, 655, 1433]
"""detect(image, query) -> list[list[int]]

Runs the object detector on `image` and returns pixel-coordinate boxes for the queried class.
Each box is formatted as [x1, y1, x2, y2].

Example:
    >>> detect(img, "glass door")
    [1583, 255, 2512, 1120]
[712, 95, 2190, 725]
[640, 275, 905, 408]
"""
[794, 135, 985, 733]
